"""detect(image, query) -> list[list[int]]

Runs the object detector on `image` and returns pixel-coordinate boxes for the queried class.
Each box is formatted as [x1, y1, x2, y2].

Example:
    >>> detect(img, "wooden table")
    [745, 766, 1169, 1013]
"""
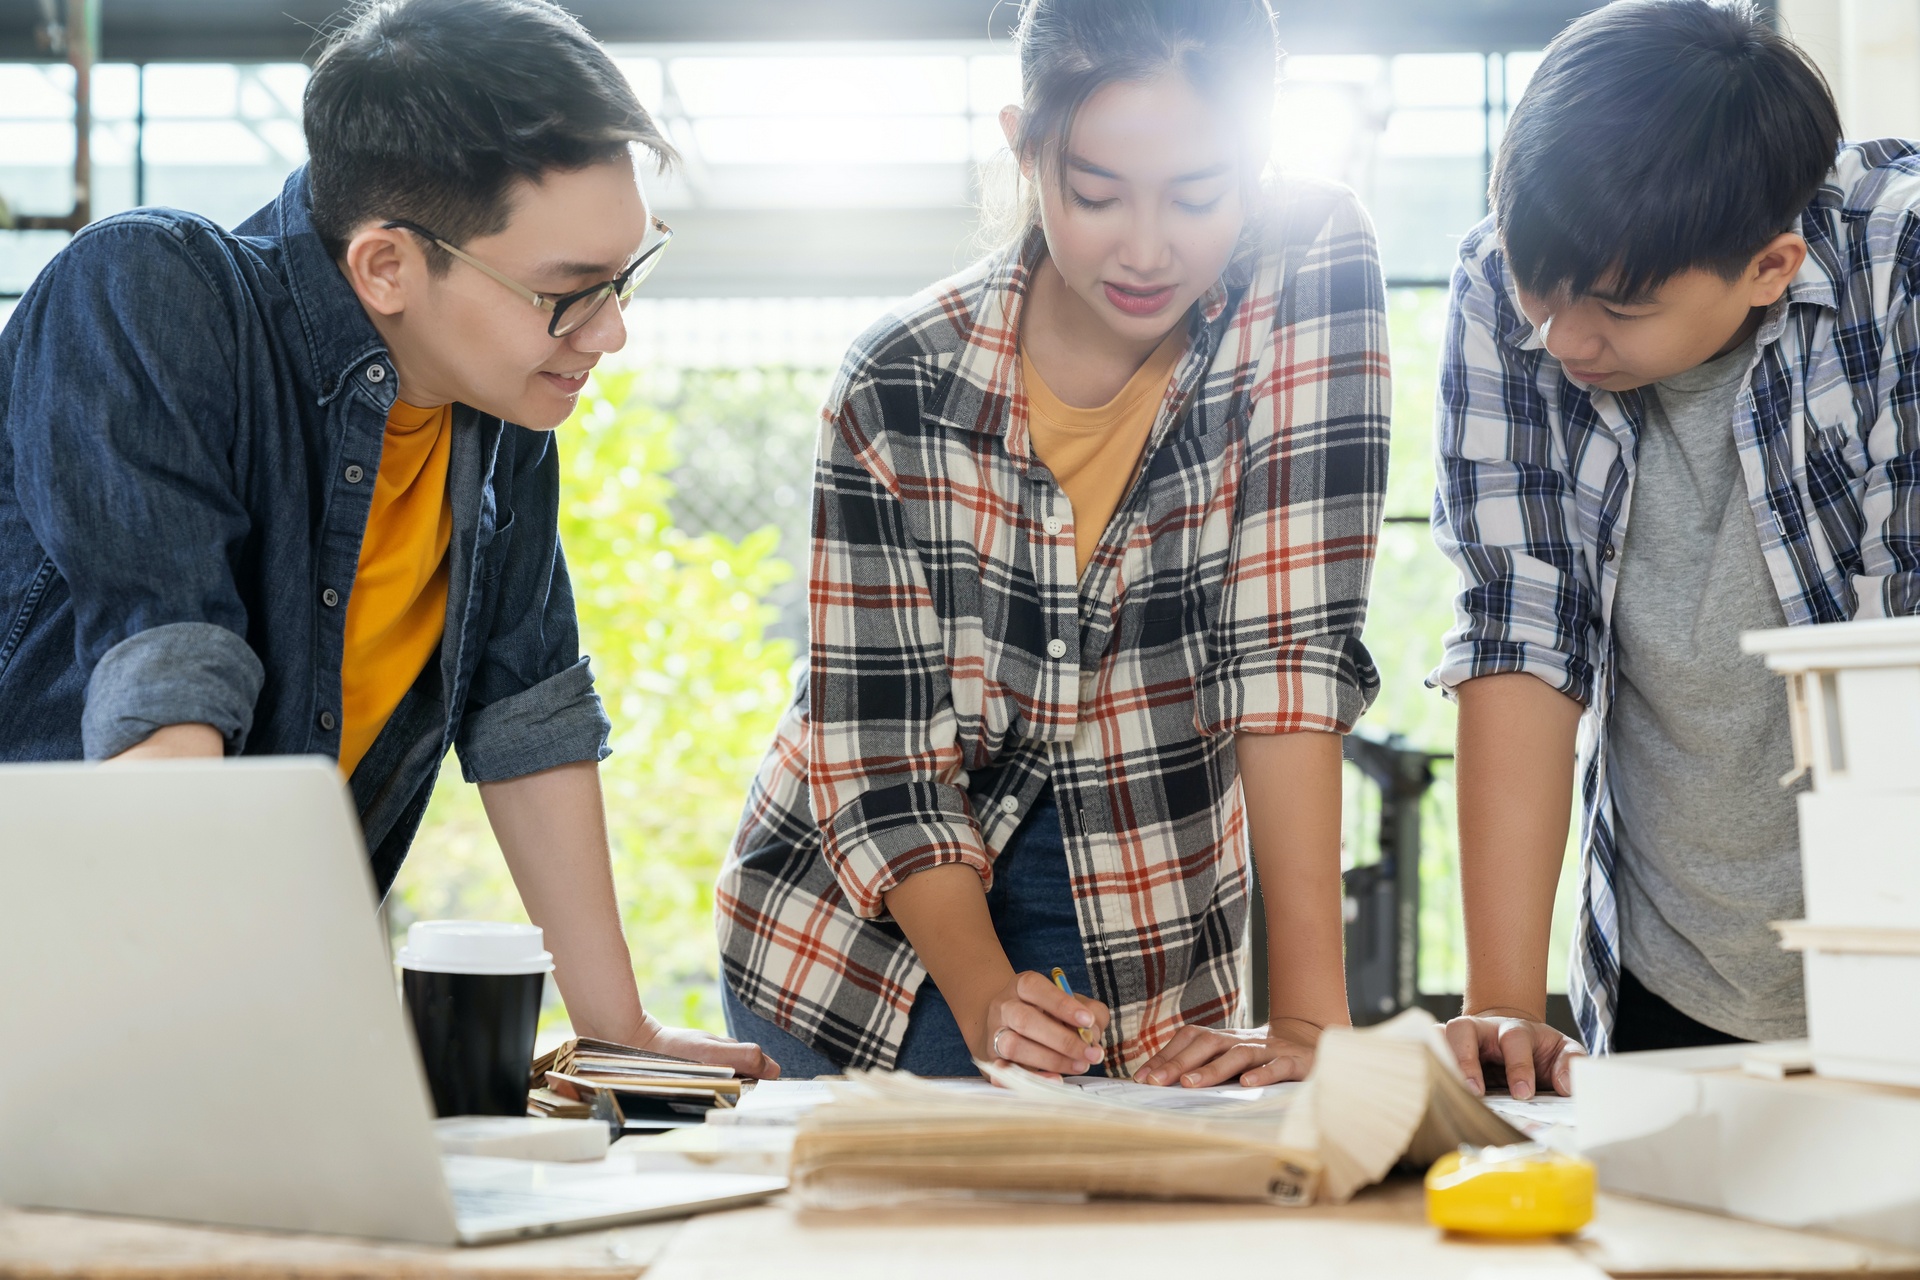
[6, 1180, 1917, 1280]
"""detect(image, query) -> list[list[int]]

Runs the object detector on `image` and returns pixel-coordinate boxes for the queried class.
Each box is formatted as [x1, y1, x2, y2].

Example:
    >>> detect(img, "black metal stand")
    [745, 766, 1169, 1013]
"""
[1341, 727, 1450, 1024]
[1246, 726, 1450, 1027]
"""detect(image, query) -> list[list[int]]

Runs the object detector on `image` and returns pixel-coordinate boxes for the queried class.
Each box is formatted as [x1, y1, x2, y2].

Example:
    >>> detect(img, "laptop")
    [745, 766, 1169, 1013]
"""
[0, 758, 785, 1246]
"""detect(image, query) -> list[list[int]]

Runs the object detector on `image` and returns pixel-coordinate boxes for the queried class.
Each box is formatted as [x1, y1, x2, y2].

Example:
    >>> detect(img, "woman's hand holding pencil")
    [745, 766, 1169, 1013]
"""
[980, 969, 1110, 1076]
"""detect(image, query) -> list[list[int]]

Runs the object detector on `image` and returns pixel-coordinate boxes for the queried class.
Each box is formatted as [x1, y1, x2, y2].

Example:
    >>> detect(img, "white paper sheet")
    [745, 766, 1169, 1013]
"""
[1063, 1076, 1303, 1114]
[1483, 1092, 1578, 1147]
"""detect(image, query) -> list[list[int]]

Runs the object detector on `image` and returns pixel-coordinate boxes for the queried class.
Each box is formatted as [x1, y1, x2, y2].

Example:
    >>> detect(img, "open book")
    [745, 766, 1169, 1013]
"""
[1281, 1008, 1523, 1200]
[527, 1037, 741, 1130]
[787, 1009, 1521, 1207]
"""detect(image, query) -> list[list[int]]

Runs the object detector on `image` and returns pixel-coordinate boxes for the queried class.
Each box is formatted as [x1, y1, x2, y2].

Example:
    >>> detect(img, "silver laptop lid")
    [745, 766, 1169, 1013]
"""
[0, 758, 460, 1245]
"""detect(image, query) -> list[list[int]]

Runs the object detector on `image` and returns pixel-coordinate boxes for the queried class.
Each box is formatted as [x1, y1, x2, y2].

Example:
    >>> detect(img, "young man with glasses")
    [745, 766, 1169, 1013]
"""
[0, 0, 777, 1076]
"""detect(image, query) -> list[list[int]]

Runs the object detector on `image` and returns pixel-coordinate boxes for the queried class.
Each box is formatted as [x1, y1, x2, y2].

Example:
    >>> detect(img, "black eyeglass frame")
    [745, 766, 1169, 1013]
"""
[381, 215, 674, 338]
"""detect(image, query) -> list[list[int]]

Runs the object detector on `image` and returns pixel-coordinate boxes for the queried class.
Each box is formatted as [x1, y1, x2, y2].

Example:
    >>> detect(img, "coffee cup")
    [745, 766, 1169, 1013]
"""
[396, 921, 552, 1118]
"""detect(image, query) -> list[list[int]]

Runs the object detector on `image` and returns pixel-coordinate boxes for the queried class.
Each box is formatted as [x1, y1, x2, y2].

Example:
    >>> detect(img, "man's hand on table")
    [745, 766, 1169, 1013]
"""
[634, 1014, 782, 1079]
[106, 722, 224, 760]
[1443, 1008, 1585, 1098]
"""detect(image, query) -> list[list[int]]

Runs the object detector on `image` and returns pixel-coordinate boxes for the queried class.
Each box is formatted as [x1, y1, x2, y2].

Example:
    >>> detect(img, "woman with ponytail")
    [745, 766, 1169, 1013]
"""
[716, 0, 1390, 1084]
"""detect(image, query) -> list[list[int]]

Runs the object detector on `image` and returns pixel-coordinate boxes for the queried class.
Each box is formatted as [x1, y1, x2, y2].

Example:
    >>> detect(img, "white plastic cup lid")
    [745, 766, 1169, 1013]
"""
[396, 921, 554, 975]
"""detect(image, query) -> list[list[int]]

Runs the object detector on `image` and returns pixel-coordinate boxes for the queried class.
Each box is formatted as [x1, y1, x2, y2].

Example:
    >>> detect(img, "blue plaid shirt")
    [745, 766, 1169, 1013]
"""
[1430, 140, 1920, 1052]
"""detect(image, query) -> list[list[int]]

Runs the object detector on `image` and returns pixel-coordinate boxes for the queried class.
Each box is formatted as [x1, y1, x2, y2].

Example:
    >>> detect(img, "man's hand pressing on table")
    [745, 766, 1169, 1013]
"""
[1443, 1008, 1584, 1098]
[636, 1014, 781, 1079]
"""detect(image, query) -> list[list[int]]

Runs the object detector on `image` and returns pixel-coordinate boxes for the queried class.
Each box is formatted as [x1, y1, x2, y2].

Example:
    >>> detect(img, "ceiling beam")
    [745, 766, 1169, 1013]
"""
[0, 0, 1607, 62]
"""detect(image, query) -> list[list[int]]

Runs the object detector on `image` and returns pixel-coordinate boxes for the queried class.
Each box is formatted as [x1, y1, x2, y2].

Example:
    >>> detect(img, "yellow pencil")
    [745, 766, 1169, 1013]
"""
[1050, 966, 1098, 1045]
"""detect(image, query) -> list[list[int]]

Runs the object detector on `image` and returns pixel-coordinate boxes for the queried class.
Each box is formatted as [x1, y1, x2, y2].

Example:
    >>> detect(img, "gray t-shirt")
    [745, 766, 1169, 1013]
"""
[1606, 335, 1808, 1042]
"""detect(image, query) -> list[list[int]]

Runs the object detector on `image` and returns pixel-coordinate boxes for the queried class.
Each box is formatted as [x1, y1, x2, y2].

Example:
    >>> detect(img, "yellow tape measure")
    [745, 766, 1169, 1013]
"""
[1425, 1144, 1596, 1237]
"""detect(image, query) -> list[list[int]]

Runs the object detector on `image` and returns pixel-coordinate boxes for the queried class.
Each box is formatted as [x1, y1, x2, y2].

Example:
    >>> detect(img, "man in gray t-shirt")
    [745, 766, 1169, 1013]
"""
[1607, 336, 1807, 1043]
[1421, 3, 1920, 1101]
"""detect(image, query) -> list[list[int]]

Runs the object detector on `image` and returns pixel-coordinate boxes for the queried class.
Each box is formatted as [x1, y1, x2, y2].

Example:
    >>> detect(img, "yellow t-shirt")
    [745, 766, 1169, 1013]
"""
[1022, 329, 1185, 576]
[338, 398, 454, 778]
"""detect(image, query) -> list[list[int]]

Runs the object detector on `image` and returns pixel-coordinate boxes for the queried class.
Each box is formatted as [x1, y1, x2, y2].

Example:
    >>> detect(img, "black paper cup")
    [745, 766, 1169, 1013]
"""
[396, 922, 553, 1118]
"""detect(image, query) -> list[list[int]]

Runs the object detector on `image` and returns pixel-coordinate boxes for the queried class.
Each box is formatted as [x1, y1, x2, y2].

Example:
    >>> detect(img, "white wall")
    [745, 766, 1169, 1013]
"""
[1780, 0, 1920, 141]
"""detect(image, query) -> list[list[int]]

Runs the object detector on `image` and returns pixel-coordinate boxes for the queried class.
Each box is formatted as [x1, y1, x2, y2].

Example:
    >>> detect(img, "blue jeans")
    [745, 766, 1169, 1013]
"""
[722, 788, 1100, 1078]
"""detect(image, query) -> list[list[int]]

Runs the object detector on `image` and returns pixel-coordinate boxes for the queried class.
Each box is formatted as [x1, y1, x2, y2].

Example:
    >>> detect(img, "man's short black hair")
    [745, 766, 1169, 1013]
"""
[1492, 0, 1840, 301]
[304, 0, 676, 267]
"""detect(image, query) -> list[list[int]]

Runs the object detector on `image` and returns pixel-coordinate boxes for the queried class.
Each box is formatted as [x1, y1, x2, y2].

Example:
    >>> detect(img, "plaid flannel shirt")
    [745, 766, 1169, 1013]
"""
[717, 178, 1390, 1074]
[1431, 140, 1920, 1054]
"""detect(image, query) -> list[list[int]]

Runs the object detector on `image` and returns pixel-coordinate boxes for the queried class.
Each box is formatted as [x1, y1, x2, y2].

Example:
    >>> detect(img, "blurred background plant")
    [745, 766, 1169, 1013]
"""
[387, 369, 802, 1031]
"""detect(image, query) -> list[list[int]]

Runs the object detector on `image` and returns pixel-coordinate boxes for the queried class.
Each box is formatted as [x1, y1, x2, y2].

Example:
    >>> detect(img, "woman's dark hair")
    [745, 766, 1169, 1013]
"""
[1006, 0, 1280, 218]
[303, 0, 676, 268]
[1493, 0, 1840, 301]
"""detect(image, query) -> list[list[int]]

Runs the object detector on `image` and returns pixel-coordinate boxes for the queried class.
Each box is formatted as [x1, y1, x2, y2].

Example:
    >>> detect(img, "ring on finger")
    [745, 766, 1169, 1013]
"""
[991, 1027, 1011, 1059]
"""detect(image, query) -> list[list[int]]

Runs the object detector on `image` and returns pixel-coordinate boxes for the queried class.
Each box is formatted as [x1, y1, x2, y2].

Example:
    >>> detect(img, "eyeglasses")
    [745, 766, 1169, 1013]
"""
[382, 215, 673, 338]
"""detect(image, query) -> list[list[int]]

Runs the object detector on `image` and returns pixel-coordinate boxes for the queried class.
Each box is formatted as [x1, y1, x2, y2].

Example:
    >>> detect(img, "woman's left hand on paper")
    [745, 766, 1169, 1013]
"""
[1135, 1016, 1322, 1087]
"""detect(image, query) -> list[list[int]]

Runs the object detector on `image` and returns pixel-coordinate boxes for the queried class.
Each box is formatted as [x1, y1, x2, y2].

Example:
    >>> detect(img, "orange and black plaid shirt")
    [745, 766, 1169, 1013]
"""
[716, 178, 1390, 1075]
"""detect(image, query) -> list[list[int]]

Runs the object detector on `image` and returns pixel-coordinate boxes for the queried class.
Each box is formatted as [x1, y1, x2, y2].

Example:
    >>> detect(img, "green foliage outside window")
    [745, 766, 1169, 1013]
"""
[389, 370, 801, 1030]
[1361, 289, 1579, 996]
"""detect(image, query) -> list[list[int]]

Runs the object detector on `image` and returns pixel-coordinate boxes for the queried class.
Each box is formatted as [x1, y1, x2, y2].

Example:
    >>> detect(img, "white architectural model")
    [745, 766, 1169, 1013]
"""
[1743, 616, 1920, 1088]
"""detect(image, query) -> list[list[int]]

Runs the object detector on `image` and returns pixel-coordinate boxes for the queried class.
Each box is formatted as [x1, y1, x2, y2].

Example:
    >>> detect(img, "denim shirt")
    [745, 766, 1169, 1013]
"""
[0, 168, 612, 894]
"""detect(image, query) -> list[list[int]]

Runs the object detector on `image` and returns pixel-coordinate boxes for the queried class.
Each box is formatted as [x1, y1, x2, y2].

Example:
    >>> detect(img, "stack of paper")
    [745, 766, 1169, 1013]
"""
[526, 1084, 595, 1121]
[787, 1010, 1522, 1207]
[528, 1037, 741, 1130]
[789, 1065, 1316, 1208]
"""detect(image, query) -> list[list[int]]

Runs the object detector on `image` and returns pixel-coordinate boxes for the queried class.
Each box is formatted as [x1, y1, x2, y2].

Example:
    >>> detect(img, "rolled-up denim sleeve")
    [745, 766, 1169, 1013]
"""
[5, 217, 261, 756]
[83, 622, 265, 758]
[455, 654, 612, 783]
[453, 426, 612, 783]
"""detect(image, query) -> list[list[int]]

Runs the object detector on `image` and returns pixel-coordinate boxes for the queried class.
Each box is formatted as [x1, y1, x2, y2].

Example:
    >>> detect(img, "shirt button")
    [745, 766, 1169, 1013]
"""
[1043, 516, 1063, 536]
[1602, 543, 1617, 562]
[344, 465, 364, 484]
[318, 710, 337, 732]
[366, 364, 386, 384]
[999, 795, 1019, 816]
[321, 588, 339, 608]
[1046, 638, 1069, 660]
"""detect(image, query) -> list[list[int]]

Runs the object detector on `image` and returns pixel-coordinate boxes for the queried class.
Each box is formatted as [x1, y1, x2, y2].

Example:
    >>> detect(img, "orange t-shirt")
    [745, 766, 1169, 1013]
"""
[337, 398, 453, 778]
[1022, 329, 1185, 575]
